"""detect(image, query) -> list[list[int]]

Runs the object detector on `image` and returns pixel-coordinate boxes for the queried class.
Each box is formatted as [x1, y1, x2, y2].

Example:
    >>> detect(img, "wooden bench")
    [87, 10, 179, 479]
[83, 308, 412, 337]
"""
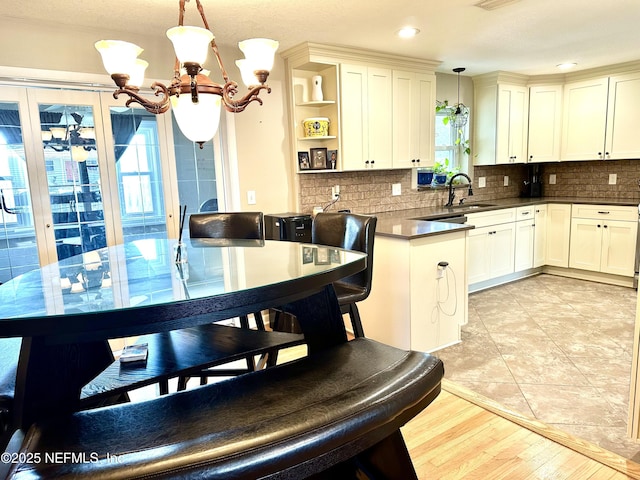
[4, 338, 443, 479]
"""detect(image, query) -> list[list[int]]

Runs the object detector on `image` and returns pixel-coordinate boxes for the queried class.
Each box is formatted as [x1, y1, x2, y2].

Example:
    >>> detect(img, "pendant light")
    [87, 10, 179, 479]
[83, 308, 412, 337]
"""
[450, 67, 469, 128]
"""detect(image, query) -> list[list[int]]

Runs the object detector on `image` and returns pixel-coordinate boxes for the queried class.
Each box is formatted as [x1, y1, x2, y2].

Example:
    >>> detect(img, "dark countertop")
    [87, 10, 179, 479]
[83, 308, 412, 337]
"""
[371, 196, 639, 240]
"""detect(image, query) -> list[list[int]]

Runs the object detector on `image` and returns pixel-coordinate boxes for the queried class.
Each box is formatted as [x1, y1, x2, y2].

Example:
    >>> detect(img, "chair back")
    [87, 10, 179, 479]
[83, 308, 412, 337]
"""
[311, 212, 377, 300]
[189, 212, 264, 240]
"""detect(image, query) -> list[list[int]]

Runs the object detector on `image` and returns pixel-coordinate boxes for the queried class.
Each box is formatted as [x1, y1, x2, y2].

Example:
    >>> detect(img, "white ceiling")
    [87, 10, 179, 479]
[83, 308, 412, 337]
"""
[3, 0, 640, 76]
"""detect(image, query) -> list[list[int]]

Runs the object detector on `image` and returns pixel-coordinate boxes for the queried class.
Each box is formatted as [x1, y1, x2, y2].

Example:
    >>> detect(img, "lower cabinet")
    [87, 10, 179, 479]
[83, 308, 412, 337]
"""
[545, 203, 572, 267]
[569, 204, 637, 276]
[533, 204, 547, 267]
[467, 208, 516, 284]
[514, 206, 535, 272]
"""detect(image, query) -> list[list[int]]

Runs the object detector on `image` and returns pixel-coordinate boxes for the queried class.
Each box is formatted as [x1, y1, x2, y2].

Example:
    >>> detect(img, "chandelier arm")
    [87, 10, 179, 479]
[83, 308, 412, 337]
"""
[194, 0, 231, 84]
[221, 83, 272, 113]
[113, 82, 172, 114]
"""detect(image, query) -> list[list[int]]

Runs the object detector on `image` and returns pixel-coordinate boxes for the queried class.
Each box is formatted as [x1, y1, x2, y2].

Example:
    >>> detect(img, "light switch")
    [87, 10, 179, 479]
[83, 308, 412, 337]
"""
[549, 174, 556, 185]
[503, 176, 509, 187]
[392, 183, 401, 196]
[609, 173, 617, 185]
[247, 190, 256, 205]
[478, 177, 486, 188]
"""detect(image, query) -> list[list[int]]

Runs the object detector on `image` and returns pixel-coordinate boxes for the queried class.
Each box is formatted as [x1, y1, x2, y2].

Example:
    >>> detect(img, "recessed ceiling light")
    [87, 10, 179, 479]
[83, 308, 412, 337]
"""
[475, 0, 521, 10]
[557, 62, 577, 70]
[397, 27, 420, 38]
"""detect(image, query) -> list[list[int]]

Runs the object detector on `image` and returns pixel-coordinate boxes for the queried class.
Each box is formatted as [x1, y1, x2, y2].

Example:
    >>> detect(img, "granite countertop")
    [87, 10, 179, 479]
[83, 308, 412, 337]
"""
[371, 196, 639, 240]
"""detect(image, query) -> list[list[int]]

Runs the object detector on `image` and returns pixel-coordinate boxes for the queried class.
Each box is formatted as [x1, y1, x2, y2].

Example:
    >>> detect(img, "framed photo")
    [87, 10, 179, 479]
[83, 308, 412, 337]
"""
[314, 247, 331, 265]
[327, 150, 338, 169]
[329, 249, 341, 264]
[310, 147, 328, 170]
[298, 151, 310, 170]
[302, 246, 314, 264]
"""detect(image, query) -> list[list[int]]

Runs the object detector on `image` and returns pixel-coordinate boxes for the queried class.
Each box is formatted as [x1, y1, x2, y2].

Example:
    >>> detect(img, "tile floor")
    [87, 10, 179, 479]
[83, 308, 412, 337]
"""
[435, 273, 640, 461]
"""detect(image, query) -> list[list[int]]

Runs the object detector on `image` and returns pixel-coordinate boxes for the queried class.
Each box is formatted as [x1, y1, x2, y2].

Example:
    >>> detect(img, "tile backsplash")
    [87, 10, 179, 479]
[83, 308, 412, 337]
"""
[298, 160, 640, 214]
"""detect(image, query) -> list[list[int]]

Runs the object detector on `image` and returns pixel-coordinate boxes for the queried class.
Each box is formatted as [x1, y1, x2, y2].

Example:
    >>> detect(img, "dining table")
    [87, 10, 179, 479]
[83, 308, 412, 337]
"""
[0, 238, 367, 431]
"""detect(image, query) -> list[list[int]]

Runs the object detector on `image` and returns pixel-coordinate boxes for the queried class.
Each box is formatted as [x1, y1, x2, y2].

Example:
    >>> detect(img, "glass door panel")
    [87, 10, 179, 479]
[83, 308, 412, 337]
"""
[38, 103, 106, 261]
[109, 107, 168, 243]
[0, 100, 38, 283]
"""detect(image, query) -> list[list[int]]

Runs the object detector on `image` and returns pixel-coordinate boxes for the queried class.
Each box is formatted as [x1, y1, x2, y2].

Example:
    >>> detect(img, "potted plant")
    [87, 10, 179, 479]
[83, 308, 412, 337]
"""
[433, 160, 451, 185]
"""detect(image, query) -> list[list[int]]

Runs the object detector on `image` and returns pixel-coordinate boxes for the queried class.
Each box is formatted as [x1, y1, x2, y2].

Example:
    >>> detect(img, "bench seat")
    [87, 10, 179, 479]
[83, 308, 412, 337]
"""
[4, 338, 444, 479]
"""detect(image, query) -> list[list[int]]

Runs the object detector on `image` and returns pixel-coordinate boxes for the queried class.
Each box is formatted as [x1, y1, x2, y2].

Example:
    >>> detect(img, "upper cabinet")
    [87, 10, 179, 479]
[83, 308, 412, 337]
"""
[392, 71, 436, 169]
[473, 73, 529, 165]
[561, 70, 640, 161]
[340, 64, 393, 170]
[527, 84, 563, 163]
[282, 43, 439, 173]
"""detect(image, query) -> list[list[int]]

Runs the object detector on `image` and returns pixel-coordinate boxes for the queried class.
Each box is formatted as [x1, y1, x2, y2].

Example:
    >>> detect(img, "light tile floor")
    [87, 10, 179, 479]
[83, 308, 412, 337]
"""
[435, 273, 640, 461]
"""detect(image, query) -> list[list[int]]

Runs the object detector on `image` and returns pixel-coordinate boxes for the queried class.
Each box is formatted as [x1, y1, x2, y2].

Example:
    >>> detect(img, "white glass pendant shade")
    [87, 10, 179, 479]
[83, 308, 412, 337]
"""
[95, 40, 143, 75]
[238, 38, 279, 73]
[170, 89, 222, 143]
[166, 26, 214, 65]
[129, 59, 149, 88]
[78, 127, 96, 140]
[41, 130, 53, 142]
[49, 127, 67, 139]
[235, 59, 258, 87]
[71, 146, 89, 163]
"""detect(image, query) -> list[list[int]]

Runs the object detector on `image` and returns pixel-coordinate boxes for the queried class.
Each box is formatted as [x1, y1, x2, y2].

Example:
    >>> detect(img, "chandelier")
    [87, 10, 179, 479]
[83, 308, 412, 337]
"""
[41, 113, 96, 163]
[95, 0, 279, 148]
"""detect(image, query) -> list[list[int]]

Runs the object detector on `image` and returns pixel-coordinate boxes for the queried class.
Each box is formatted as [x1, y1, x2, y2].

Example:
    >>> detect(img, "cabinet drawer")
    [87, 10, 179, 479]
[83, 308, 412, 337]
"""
[466, 208, 516, 228]
[516, 205, 535, 220]
[571, 204, 637, 222]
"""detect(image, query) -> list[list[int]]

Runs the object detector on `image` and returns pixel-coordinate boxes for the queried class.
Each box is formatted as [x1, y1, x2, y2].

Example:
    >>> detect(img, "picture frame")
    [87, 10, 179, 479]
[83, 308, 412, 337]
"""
[327, 150, 338, 170]
[298, 151, 310, 170]
[310, 147, 328, 170]
[302, 246, 314, 264]
[314, 247, 331, 265]
[329, 248, 341, 264]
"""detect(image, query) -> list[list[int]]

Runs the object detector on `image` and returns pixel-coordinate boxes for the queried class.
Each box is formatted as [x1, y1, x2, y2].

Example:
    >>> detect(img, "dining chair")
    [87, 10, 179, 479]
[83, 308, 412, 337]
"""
[166, 212, 305, 391]
[271, 212, 377, 338]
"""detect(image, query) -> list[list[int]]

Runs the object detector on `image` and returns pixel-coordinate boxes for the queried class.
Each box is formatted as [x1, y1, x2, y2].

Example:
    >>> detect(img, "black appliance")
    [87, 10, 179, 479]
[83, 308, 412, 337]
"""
[522, 164, 542, 198]
[264, 213, 312, 243]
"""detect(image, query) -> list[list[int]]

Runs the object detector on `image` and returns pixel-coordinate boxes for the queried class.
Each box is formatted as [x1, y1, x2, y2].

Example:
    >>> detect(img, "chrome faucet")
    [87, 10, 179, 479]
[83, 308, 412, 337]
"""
[445, 173, 474, 207]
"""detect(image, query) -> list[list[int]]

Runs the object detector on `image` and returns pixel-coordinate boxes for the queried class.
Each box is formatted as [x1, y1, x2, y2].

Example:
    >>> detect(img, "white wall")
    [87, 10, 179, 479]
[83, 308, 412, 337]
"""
[0, 16, 295, 215]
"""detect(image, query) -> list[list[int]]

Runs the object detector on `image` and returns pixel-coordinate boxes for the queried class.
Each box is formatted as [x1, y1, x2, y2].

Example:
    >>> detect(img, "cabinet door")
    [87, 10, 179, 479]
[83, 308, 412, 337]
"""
[413, 73, 436, 166]
[491, 222, 516, 277]
[367, 67, 393, 169]
[340, 64, 368, 170]
[606, 71, 640, 160]
[601, 220, 638, 276]
[546, 203, 571, 267]
[496, 85, 528, 164]
[561, 77, 609, 161]
[569, 218, 603, 271]
[467, 227, 492, 284]
[515, 219, 535, 272]
[392, 70, 415, 169]
[528, 85, 563, 162]
[533, 205, 547, 267]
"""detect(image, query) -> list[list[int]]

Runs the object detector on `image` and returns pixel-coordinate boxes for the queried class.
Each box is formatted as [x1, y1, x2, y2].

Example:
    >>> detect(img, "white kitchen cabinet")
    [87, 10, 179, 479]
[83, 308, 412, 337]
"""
[392, 70, 436, 169]
[467, 208, 517, 284]
[340, 64, 392, 170]
[533, 204, 547, 267]
[358, 230, 467, 352]
[473, 73, 529, 165]
[514, 206, 535, 272]
[545, 203, 572, 267]
[605, 71, 640, 160]
[569, 204, 637, 276]
[527, 85, 563, 163]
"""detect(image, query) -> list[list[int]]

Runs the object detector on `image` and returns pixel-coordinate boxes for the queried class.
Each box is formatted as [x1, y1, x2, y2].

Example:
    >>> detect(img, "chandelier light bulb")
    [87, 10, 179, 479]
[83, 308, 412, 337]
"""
[94, 40, 143, 76]
[238, 38, 279, 76]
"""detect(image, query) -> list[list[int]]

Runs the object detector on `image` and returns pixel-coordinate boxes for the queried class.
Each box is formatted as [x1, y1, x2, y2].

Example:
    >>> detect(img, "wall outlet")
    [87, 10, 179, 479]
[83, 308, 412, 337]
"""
[392, 183, 401, 196]
[247, 190, 256, 205]
[503, 176, 509, 187]
[609, 173, 617, 185]
[549, 174, 557, 185]
[331, 185, 340, 199]
[478, 177, 486, 188]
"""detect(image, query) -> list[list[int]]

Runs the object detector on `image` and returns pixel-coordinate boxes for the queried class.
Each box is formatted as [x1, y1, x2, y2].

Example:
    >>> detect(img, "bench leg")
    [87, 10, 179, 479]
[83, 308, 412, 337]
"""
[353, 430, 418, 480]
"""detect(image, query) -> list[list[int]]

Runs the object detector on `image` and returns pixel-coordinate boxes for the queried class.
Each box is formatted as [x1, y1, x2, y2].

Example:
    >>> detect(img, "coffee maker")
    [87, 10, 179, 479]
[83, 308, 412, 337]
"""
[522, 164, 542, 197]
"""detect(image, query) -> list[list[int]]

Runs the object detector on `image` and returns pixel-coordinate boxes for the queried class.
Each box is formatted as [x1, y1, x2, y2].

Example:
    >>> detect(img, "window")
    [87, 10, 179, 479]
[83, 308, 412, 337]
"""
[434, 103, 470, 177]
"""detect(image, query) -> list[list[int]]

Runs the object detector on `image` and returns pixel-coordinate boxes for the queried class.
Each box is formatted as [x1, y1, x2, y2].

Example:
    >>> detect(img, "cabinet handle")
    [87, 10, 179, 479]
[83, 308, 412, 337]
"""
[416, 159, 420, 163]
[529, 155, 533, 161]
[371, 160, 375, 165]
[598, 152, 603, 159]
[603, 225, 608, 228]
[597, 211, 610, 214]
[521, 211, 530, 215]
[597, 224, 601, 228]
[605, 152, 610, 158]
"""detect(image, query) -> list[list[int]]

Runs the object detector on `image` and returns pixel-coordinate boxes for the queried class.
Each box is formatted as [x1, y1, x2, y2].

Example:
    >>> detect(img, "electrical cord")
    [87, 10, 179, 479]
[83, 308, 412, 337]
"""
[322, 193, 340, 211]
